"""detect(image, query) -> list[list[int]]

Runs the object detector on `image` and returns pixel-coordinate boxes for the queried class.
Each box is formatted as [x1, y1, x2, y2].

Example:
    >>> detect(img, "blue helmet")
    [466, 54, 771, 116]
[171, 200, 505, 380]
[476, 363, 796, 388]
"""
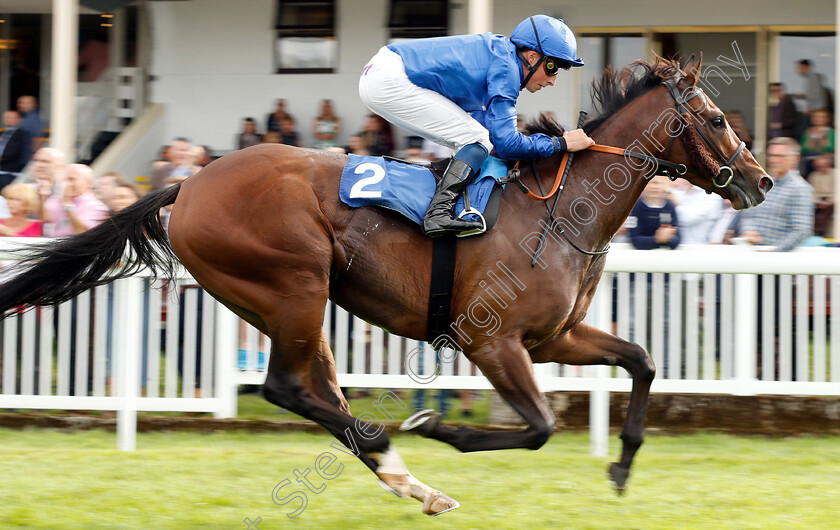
[510, 15, 584, 67]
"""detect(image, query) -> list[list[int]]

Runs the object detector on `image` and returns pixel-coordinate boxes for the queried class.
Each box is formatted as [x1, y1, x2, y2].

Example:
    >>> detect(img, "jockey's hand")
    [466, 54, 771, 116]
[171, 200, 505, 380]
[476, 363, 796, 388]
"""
[563, 129, 596, 152]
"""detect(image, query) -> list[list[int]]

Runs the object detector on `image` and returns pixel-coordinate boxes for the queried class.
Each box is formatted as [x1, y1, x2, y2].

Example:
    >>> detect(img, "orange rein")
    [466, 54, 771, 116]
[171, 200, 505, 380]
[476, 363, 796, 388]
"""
[520, 144, 627, 201]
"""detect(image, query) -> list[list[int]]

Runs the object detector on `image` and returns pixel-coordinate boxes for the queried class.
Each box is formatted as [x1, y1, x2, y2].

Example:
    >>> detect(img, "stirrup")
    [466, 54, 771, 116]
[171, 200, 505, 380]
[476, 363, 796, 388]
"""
[455, 207, 486, 238]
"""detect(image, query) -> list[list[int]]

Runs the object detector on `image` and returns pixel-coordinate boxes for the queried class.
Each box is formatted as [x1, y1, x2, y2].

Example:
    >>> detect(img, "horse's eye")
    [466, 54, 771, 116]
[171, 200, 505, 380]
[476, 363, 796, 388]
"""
[711, 116, 725, 129]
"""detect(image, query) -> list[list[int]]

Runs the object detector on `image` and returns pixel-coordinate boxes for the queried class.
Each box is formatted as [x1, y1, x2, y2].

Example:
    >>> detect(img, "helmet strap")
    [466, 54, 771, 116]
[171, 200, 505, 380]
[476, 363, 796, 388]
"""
[518, 49, 545, 90]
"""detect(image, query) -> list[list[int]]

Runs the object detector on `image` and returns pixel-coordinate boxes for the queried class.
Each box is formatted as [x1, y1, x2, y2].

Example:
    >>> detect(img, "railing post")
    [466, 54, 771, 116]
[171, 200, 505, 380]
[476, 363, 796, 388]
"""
[117, 277, 143, 451]
[589, 276, 612, 457]
[214, 301, 238, 418]
[734, 271, 758, 395]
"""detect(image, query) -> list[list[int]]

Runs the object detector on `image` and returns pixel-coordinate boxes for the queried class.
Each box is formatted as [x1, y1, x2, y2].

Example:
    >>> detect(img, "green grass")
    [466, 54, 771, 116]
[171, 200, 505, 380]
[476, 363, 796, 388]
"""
[1, 429, 839, 528]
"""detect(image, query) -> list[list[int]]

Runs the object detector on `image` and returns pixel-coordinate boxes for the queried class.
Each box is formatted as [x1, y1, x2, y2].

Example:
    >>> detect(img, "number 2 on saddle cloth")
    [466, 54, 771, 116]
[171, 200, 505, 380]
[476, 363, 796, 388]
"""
[339, 154, 509, 235]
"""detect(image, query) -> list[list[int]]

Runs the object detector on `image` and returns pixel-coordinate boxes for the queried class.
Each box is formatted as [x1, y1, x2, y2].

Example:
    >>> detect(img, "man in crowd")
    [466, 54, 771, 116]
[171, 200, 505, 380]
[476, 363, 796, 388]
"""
[0, 110, 32, 188]
[796, 59, 829, 118]
[740, 137, 814, 251]
[768, 83, 799, 139]
[43, 163, 109, 236]
[27, 146, 66, 200]
[17, 95, 43, 152]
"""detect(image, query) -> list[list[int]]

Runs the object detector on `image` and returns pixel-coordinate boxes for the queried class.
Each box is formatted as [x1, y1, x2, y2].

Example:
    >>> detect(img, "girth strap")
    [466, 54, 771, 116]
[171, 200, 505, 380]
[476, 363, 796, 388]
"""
[426, 236, 457, 345]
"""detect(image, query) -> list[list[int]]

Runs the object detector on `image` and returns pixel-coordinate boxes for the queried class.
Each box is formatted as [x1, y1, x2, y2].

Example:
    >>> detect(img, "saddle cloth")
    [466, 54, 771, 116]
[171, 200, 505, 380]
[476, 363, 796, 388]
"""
[339, 154, 507, 225]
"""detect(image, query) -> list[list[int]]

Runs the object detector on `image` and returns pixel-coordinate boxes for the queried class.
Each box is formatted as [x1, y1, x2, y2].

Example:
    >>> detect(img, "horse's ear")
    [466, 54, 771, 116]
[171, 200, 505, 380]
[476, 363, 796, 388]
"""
[683, 53, 703, 86]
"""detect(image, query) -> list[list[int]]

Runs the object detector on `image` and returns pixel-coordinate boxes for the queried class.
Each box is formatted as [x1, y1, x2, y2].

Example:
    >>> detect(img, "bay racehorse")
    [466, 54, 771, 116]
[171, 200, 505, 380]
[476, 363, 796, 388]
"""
[0, 56, 771, 515]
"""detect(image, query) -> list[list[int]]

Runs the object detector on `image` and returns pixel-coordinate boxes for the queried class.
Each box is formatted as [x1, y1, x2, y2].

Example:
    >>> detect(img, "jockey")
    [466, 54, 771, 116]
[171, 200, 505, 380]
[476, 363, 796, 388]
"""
[359, 15, 595, 238]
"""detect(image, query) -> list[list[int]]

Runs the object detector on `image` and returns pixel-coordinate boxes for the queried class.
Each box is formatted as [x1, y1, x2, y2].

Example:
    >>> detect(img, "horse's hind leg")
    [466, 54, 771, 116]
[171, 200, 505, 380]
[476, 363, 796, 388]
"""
[261, 290, 458, 515]
[529, 322, 655, 494]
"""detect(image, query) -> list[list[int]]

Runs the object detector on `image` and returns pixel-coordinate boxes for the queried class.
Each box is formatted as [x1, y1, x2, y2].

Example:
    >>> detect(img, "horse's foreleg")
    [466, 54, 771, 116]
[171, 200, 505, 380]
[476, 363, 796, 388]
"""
[405, 339, 556, 452]
[530, 322, 655, 494]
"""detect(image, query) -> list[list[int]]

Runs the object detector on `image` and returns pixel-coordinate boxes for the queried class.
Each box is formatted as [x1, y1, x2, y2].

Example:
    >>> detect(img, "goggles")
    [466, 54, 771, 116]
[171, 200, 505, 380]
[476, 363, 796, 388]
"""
[542, 56, 570, 76]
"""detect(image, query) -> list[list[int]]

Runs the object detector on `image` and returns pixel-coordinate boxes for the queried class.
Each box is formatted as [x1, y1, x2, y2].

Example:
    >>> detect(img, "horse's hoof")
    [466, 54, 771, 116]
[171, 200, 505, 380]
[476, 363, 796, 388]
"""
[400, 409, 440, 437]
[607, 462, 630, 495]
[422, 491, 460, 516]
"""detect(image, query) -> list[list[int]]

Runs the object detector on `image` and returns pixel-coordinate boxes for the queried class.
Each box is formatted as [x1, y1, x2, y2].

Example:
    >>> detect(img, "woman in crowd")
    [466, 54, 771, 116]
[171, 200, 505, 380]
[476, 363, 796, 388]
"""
[96, 170, 125, 205]
[800, 107, 834, 176]
[108, 181, 144, 214]
[312, 99, 342, 150]
[0, 183, 42, 237]
[359, 114, 393, 156]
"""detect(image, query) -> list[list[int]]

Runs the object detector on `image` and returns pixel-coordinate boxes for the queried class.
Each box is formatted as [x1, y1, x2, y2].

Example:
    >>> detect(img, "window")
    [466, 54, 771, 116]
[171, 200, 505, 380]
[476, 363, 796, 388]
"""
[275, 0, 337, 73]
[388, 0, 448, 40]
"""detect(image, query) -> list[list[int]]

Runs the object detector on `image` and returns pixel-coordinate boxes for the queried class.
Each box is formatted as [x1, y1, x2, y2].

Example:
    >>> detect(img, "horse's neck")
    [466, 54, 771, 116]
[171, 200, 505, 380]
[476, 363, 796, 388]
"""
[568, 101, 672, 251]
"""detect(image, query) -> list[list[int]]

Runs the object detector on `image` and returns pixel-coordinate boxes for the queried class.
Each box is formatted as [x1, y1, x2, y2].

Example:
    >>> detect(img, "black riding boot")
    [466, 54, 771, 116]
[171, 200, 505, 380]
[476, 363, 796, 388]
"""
[422, 158, 483, 238]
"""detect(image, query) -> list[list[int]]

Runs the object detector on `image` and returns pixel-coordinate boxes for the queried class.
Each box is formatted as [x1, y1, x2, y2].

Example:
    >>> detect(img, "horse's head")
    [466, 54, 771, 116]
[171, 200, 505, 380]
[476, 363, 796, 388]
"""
[659, 55, 773, 209]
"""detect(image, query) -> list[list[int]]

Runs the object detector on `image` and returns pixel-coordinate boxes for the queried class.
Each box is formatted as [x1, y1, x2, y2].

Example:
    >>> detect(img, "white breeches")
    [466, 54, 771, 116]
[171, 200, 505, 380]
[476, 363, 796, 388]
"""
[359, 46, 493, 153]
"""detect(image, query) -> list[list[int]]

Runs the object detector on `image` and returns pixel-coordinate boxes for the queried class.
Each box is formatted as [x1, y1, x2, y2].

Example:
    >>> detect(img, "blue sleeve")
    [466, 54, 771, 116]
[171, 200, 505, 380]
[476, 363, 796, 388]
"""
[480, 62, 558, 160]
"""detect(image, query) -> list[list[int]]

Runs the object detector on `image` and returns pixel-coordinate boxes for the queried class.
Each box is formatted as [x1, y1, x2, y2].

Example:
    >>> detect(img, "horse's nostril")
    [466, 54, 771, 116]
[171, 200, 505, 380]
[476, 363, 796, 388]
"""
[759, 175, 774, 193]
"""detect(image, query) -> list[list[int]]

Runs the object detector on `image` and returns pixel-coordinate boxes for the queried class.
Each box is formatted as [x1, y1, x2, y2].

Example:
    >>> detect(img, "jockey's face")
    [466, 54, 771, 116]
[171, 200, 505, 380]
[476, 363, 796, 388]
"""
[522, 50, 558, 93]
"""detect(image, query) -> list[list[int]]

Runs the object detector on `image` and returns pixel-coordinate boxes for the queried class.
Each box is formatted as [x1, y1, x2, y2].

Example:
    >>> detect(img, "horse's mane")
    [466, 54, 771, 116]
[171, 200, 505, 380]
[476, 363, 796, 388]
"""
[522, 112, 566, 137]
[583, 58, 682, 133]
[522, 58, 683, 139]
[583, 57, 680, 134]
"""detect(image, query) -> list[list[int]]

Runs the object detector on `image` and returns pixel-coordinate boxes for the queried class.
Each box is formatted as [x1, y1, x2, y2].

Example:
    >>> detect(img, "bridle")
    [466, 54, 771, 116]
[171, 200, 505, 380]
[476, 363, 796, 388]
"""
[518, 73, 747, 262]
[660, 74, 746, 189]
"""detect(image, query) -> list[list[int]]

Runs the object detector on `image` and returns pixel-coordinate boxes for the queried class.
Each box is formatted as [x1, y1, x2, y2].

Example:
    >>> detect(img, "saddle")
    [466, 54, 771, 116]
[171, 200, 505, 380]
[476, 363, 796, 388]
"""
[339, 154, 509, 236]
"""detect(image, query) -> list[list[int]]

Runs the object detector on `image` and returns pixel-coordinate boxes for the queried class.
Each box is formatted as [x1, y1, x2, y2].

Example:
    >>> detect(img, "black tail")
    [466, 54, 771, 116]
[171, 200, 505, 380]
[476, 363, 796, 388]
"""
[0, 183, 182, 319]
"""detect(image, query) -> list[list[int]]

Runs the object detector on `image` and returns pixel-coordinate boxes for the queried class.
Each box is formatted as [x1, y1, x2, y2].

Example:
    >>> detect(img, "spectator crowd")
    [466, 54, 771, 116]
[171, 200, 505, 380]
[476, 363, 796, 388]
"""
[620, 58, 835, 251]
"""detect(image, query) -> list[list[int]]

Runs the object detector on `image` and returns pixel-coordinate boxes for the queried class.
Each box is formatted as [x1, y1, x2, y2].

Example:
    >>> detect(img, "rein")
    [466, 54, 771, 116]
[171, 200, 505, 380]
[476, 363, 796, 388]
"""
[514, 74, 748, 263]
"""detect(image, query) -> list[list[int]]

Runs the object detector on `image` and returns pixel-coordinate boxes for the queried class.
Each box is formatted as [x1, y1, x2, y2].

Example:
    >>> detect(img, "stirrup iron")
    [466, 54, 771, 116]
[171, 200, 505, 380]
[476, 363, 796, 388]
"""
[455, 207, 486, 238]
